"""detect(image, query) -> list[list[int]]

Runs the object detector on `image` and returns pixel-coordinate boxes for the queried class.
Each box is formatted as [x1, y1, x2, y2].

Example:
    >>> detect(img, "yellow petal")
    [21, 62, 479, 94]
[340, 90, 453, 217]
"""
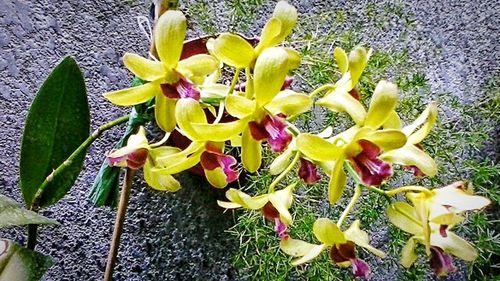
[429, 209, 464, 226]
[154, 142, 204, 174]
[348, 46, 369, 86]
[380, 145, 438, 177]
[387, 202, 423, 235]
[190, 117, 250, 142]
[403, 102, 438, 144]
[254, 47, 289, 107]
[401, 237, 418, 268]
[407, 192, 431, 255]
[269, 146, 294, 175]
[268, 183, 295, 225]
[242, 127, 262, 173]
[364, 80, 399, 129]
[313, 218, 346, 245]
[225, 188, 269, 209]
[285, 48, 301, 70]
[123, 53, 166, 82]
[358, 129, 407, 151]
[328, 159, 347, 204]
[272, 1, 297, 40]
[291, 244, 326, 266]
[177, 54, 219, 85]
[280, 237, 321, 257]
[212, 33, 255, 68]
[205, 168, 228, 188]
[255, 18, 282, 55]
[430, 232, 478, 261]
[334, 47, 349, 74]
[154, 10, 186, 67]
[175, 98, 208, 140]
[344, 220, 385, 258]
[217, 200, 242, 209]
[103, 82, 160, 106]
[144, 159, 181, 192]
[317, 89, 366, 126]
[155, 93, 177, 132]
[107, 126, 149, 161]
[432, 182, 491, 212]
[383, 110, 402, 129]
[296, 134, 342, 162]
[225, 95, 256, 119]
[266, 90, 312, 117]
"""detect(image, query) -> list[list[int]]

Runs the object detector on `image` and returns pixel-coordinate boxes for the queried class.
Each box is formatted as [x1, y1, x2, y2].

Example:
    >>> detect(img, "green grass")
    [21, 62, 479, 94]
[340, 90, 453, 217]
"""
[179, 0, 499, 280]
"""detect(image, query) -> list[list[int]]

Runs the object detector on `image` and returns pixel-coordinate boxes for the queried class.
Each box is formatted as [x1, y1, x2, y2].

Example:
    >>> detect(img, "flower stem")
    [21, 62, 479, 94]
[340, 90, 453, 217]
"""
[268, 152, 301, 193]
[385, 186, 432, 196]
[337, 184, 362, 228]
[26, 115, 129, 250]
[308, 84, 334, 98]
[103, 168, 135, 281]
[228, 68, 241, 96]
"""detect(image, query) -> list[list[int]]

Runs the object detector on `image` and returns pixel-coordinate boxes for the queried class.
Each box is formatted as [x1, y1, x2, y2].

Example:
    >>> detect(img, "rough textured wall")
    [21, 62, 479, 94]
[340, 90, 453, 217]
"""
[0, 0, 498, 280]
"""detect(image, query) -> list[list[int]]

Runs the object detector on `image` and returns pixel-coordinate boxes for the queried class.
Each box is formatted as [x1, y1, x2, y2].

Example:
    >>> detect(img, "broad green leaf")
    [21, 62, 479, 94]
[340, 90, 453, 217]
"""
[0, 196, 58, 228]
[0, 239, 53, 281]
[20, 57, 90, 208]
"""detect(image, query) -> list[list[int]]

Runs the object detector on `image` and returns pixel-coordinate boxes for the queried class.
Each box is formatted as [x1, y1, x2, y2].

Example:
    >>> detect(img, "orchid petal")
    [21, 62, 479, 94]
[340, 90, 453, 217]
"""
[383, 110, 402, 129]
[407, 192, 431, 255]
[296, 134, 342, 162]
[348, 46, 369, 86]
[190, 117, 250, 142]
[123, 53, 166, 82]
[401, 237, 418, 268]
[144, 159, 181, 192]
[432, 182, 490, 212]
[225, 188, 269, 210]
[328, 159, 347, 204]
[254, 47, 289, 107]
[284, 48, 301, 69]
[155, 10, 186, 67]
[217, 200, 242, 209]
[387, 202, 423, 235]
[268, 184, 295, 225]
[280, 237, 320, 257]
[205, 168, 228, 188]
[271, 0, 297, 42]
[344, 220, 385, 258]
[359, 129, 407, 152]
[380, 145, 438, 177]
[155, 93, 177, 132]
[364, 80, 398, 129]
[177, 54, 219, 85]
[107, 127, 149, 159]
[334, 47, 349, 74]
[212, 33, 255, 68]
[317, 89, 366, 126]
[225, 95, 255, 119]
[255, 18, 282, 54]
[242, 127, 262, 172]
[175, 98, 208, 140]
[290, 244, 326, 266]
[403, 102, 438, 144]
[266, 90, 313, 117]
[430, 232, 478, 261]
[313, 218, 346, 245]
[269, 146, 294, 175]
[103, 82, 160, 106]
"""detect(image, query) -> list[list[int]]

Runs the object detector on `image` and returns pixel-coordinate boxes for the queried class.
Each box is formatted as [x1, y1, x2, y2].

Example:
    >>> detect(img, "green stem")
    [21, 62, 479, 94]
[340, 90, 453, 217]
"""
[337, 184, 362, 228]
[268, 152, 301, 193]
[228, 68, 241, 96]
[26, 115, 129, 249]
[385, 186, 432, 196]
[308, 84, 335, 98]
[344, 161, 362, 184]
[245, 67, 254, 99]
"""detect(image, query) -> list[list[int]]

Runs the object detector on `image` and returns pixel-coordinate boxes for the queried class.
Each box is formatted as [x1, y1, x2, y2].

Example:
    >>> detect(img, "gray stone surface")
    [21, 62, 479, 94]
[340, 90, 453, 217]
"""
[0, 0, 498, 280]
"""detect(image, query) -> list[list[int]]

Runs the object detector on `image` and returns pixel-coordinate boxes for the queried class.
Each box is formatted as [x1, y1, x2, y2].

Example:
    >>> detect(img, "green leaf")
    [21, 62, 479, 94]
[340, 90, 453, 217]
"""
[0, 196, 58, 228]
[0, 239, 53, 281]
[20, 57, 90, 208]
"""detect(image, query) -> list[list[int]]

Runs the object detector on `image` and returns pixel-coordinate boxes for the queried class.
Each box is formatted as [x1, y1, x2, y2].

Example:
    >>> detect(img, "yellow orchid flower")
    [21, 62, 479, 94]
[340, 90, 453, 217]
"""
[330, 46, 372, 96]
[298, 80, 407, 203]
[103, 10, 218, 132]
[218, 183, 295, 238]
[380, 102, 439, 177]
[106, 127, 181, 192]
[387, 182, 490, 276]
[280, 218, 384, 279]
[209, 1, 299, 70]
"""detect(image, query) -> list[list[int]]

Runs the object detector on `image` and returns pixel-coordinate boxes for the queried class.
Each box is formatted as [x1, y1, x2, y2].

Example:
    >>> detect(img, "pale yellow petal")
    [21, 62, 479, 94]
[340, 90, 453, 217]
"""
[212, 33, 255, 68]
[190, 117, 250, 142]
[403, 102, 438, 144]
[225, 95, 256, 119]
[175, 98, 208, 140]
[387, 202, 423, 235]
[155, 93, 177, 132]
[242, 127, 262, 173]
[344, 220, 385, 258]
[291, 244, 326, 266]
[104, 82, 160, 106]
[144, 159, 181, 192]
[380, 145, 438, 177]
[123, 53, 166, 81]
[313, 218, 346, 245]
[364, 80, 399, 129]
[269, 146, 294, 175]
[317, 89, 366, 126]
[430, 232, 478, 261]
[348, 46, 369, 86]
[328, 159, 347, 204]
[154, 10, 186, 67]
[280, 237, 321, 257]
[177, 54, 219, 85]
[225, 188, 269, 210]
[255, 18, 282, 54]
[254, 47, 289, 107]
[205, 168, 228, 188]
[272, 0, 297, 41]
[296, 134, 342, 162]
[401, 237, 418, 268]
[266, 90, 312, 117]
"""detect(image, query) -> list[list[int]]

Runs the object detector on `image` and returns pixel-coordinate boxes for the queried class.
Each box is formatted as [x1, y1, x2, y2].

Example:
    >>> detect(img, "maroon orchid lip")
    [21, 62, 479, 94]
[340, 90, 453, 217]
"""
[248, 114, 292, 153]
[107, 148, 149, 170]
[200, 143, 239, 184]
[298, 158, 321, 184]
[350, 139, 392, 186]
[161, 78, 200, 100]
[430, 247, 457, 277]
[261, 202, 288, 238]
[330, 241, 371, 279]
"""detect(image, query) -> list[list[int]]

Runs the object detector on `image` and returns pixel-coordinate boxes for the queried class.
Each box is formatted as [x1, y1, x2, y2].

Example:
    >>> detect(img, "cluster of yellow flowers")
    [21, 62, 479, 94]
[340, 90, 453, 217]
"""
[103, 1, 490, 278]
